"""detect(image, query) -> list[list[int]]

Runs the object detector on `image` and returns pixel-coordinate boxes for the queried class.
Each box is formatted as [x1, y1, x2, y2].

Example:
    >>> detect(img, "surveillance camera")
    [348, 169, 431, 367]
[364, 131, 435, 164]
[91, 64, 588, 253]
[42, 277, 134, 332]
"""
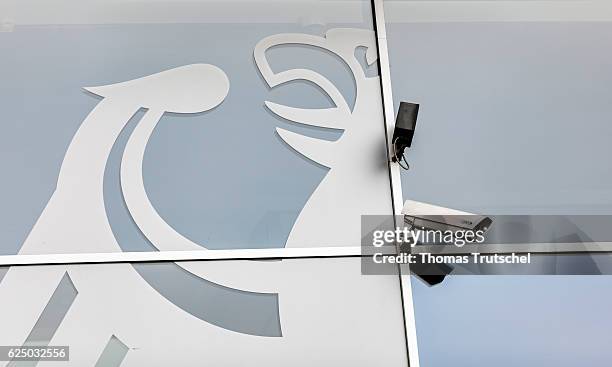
[392, 102, 419, 169]
[401, 200, 493, 286]
[402, 200, 492, 234]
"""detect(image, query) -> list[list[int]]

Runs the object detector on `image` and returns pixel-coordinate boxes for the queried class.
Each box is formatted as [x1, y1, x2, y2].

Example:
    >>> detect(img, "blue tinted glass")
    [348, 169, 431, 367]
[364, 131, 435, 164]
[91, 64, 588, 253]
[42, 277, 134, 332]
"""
[0, 0, 389, 254]
[387, 6, 612, 367]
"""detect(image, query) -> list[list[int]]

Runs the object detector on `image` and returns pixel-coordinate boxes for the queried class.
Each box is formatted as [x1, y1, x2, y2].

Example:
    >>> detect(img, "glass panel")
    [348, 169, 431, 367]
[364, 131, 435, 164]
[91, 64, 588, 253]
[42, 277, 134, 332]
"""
[407, 274, 612, 367]
[0, 0, 392, 255]
[0, 258, 408, 365]
[387, 18, 612, 215]
[387, 2, 612, 367]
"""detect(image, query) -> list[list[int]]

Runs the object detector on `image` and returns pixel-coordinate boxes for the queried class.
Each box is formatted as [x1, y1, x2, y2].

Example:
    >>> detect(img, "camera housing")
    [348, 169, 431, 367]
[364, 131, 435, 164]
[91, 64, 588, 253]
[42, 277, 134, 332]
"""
[392, 102, 419, 167]
[402, 200, 492, 234]
[402, 200, 493, 286]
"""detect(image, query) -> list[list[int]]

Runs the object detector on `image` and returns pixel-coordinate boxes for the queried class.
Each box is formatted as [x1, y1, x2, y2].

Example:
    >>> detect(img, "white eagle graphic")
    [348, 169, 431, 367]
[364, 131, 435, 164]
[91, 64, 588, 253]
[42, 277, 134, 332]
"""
[0, 29, 404, 367]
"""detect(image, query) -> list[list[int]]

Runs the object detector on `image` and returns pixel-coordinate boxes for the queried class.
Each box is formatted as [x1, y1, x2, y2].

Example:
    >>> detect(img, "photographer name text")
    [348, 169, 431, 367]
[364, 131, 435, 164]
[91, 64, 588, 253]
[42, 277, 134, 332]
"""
[372, 252, 531, 265]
